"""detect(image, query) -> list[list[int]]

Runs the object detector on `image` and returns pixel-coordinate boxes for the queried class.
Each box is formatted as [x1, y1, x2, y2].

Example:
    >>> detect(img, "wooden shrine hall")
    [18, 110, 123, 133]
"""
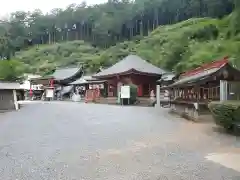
[161, 57, 240, 121]
[93, 55, 166, 98]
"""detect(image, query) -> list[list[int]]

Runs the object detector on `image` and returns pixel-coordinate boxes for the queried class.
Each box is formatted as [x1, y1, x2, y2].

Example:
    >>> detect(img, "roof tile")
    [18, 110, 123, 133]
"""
[94, 55, 166, 77]
[52, 67, 81, 80]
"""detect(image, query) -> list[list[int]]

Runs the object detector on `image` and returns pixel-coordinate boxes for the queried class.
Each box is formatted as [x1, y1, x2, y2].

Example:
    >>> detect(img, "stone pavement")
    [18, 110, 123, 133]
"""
[205, 153, 240, 172]
[0, 102, 240, 179]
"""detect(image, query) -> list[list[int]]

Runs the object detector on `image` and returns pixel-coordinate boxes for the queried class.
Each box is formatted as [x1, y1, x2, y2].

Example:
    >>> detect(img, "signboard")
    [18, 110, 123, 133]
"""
[121, 86, 130, 99]
[46, 89, 54, 98]
[89, 84, 104, 89]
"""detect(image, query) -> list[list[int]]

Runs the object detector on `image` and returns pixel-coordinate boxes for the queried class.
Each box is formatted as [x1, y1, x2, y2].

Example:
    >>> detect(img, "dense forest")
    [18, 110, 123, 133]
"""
[0, 0, 234, 59]
[0, 0, 239, 80]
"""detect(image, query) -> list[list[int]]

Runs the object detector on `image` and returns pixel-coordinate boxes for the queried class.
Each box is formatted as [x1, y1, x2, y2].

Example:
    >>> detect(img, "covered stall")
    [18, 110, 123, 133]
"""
[70, 75, 107, 98]
[156, 72, 176, 107]
[0, 81, 22, 111]
[163, 57, 240, 121]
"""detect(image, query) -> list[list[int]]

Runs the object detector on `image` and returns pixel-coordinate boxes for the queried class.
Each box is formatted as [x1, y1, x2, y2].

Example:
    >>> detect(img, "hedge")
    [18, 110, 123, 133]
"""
[208, 101, 240, 129]
[129, 84, 138, 104]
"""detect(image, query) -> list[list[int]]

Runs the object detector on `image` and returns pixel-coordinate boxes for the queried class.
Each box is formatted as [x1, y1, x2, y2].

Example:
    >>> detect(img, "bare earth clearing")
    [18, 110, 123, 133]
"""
[0, 102, 240, 179]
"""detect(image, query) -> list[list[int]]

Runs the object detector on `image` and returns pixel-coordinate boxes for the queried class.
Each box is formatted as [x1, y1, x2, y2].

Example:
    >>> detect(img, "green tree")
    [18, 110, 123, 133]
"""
[0, 0, 234, 51]
[230, 0, 240, 35]
[0, 60, 24, 81]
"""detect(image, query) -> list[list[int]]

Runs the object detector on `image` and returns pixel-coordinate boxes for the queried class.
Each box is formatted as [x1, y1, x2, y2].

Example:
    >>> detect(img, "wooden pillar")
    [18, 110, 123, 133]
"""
[220, 80, 228, 101]
[107, 82, 110, 97]
[60, 86, 63, 100]
[13, 89, 19, 110]
[149, 84, 151, 96]
[156, 85, 161, 107]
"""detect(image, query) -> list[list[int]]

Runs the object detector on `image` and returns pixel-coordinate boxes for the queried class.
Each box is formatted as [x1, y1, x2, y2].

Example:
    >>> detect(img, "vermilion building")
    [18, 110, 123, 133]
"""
[93, 55, 166, 97]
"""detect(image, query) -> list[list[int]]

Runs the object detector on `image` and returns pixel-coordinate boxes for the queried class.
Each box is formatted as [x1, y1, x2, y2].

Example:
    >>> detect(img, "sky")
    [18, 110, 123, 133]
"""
[0, 0, 106, 18]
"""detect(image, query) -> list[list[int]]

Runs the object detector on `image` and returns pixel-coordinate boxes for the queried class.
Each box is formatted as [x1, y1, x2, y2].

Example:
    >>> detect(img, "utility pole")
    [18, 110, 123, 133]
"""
[65, 23, 68, 41]
[48, 32, 51, 44]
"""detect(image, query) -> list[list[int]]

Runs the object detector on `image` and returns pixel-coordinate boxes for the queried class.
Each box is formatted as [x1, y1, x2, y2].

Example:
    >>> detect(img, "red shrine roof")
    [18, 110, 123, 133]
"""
[167, 57, 231, 87]
[180, 57, 229, 78]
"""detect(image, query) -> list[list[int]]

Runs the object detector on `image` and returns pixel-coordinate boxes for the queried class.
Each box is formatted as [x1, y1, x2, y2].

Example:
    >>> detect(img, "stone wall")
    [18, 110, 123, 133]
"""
[170, 103, 213, 122]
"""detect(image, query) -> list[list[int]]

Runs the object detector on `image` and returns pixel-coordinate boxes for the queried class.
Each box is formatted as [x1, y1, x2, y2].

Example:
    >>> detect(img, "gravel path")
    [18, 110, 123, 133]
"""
[0, 102, 240, 179]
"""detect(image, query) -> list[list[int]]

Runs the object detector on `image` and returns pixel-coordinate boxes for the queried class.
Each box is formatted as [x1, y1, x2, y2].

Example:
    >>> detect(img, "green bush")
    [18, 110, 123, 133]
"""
[208, 101, 240, 129]
[129, 84, 137, 104]
[0, 60, 25, 81]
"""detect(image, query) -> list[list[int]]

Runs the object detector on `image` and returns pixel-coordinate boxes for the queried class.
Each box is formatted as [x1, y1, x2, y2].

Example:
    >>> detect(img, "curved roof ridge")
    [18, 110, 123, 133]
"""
[53, 66, 82, 81]
[94, 55, 166, 77]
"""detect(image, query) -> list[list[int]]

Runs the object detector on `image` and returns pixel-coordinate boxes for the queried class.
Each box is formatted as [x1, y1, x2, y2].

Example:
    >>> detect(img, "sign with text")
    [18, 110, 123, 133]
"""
[121, 86, 130, 99]
[46, 89, 54, 98]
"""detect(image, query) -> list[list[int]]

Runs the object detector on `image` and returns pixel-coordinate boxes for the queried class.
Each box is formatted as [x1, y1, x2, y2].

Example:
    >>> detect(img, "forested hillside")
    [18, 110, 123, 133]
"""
[0, 0, 234, 59]
[0, 0, 239, 80]
[14, 16, 240, 75]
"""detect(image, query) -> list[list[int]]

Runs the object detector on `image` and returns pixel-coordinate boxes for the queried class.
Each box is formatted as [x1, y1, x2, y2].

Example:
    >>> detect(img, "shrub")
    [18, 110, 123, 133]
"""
[129, 84, 137, 104]
[208, 101, 240, 129]
[0, 60, 25, 81]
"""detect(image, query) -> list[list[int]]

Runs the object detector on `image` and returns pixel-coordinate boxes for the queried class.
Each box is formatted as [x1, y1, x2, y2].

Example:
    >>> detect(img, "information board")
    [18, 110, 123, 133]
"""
[46, 89, 54, 98]
[120, 86, 130, 99]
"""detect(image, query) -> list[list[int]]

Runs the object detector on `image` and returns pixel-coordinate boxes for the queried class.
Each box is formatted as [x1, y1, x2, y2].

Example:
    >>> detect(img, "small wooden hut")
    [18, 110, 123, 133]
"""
[0, 81, 22, 111]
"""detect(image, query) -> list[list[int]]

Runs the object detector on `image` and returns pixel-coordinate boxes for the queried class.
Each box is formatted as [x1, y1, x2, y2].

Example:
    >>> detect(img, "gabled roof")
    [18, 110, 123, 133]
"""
[93, 55, 166, 78]
[168, 68, 220, 87]
[70, 76, 96, 85]
[30, 67, 84, 85]
[166, 57, 230, 88]
[70, 75, 106, 85]
[180, 57, 228, 78]
[0, 81, 21, 90]
[60, 85, 73, 95]
[158, 72, 175, 82]
[52, 67, 81, 80]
